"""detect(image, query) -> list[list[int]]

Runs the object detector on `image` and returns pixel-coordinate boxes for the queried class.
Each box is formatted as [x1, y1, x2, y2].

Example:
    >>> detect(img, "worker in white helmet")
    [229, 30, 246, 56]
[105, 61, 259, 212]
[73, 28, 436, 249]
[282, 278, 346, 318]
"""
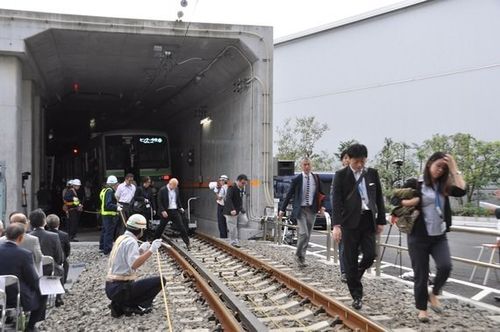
[63, 178, 83, 241]
[99, 175, 120, 255]
[105, 214, 163, 318]
[215, 175, 229, 238]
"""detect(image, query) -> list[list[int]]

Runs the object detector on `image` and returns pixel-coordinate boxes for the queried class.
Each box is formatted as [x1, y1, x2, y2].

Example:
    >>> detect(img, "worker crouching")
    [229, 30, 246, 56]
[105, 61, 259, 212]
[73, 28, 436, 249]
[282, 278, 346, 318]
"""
[105, 214, 165, 318]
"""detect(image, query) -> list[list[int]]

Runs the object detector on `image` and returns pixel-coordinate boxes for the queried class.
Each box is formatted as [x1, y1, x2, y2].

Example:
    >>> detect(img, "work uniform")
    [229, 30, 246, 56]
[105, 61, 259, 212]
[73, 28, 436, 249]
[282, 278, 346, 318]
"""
[63, 187, 81, 240]
[214, 184, 228, 238]
[100, 186, 118, 255]
[105, 231, 163, 313]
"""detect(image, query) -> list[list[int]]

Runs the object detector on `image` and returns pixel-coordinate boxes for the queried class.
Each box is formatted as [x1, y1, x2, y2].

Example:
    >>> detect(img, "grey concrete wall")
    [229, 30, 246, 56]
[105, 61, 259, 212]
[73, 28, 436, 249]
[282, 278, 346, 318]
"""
[21, 80, 33, 212]
[0, 55, 23, 215]
[274, 0, 500, 158]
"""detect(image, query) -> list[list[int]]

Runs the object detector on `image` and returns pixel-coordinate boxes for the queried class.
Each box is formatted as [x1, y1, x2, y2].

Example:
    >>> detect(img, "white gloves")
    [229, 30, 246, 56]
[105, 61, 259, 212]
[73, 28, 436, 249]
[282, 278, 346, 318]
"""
[117, 204, 123, 212]
[149, 239, 162, 253]
[144, 198, 149, 203]
[139, 241, 151, 253]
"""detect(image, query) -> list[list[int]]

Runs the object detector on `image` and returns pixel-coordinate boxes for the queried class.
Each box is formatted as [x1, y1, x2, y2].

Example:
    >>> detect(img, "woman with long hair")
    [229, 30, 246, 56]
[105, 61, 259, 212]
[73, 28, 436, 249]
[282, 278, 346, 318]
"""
[400, 152, 466, 322]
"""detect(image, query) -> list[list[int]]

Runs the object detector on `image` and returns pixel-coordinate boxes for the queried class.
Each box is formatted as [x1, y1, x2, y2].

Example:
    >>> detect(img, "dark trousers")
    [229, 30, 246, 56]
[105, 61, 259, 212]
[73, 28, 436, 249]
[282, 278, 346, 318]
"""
[408, 233, 452, 310]
[217, 204, 228, 238]
[105, 277, 164, 309]
[67, 208, 80, 239]
[6, 287, 46, 329]
[100, 215, 118, 255]
[342, 212, 376, 300]
[154, 209, 190, 247]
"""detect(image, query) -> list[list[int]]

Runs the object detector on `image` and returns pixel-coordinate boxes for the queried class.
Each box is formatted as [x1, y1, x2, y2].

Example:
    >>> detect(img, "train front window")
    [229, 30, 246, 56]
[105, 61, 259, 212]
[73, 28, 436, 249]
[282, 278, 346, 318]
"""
[105, 136, 128, 170]
[137, 136, 169, 169]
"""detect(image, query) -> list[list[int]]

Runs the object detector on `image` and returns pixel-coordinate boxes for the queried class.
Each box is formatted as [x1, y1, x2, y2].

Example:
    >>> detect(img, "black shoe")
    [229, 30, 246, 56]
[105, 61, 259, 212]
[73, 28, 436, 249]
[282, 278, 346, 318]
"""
[340, 273, 347, 283]
[109, 303, 124, 318]
[352, 298, 362, 310]
[55, 296, 64, 307]
[123, 305, 150, 316]
[495, 296, 500, 302]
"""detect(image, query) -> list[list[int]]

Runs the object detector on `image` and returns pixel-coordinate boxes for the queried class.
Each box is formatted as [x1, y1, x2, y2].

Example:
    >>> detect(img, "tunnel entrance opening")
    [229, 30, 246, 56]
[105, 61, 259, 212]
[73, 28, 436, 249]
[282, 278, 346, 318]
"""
[33, 28, 255, 229]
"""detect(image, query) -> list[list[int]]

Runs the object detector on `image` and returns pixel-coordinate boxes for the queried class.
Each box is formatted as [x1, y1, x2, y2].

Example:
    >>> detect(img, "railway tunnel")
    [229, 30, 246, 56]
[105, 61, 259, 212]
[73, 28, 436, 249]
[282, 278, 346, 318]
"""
[0, 9, 273, 237]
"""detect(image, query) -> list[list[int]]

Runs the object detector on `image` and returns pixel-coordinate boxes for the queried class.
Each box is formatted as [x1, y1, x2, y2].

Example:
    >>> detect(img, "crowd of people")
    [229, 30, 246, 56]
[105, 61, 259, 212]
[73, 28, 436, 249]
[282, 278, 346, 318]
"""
[3, 143, 500, 328]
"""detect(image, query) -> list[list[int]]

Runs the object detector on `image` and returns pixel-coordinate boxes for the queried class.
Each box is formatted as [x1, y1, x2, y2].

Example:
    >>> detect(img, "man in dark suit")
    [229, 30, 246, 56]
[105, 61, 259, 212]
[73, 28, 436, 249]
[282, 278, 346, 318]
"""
[46, 214, 70, 307]
[332, 144, 386, 310]
[0, 223, 46, 332]
[279, 158, 325, 267]
[28, 209, 64, 277]
[154, 178, 189, 249]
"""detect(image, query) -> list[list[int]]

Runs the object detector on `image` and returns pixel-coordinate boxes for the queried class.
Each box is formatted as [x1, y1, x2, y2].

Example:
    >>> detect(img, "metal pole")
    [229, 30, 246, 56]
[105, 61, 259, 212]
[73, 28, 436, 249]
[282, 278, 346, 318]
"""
[324, 212, 332, 261]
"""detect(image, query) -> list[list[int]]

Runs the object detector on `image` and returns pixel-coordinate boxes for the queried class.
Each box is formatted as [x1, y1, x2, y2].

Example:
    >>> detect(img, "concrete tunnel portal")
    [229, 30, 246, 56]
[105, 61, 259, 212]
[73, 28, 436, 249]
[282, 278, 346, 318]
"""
[0, 9, 274, 237]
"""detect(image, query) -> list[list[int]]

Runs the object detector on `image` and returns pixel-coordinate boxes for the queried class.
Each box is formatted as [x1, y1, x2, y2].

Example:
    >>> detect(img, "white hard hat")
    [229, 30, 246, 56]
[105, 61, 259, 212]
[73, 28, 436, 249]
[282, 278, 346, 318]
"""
[219, 175, 228, 181]
[67, 179, 73, 186]
[106, 175, 118, 184]
[72, 179, 81, 186]
[127, 214, 147, 230]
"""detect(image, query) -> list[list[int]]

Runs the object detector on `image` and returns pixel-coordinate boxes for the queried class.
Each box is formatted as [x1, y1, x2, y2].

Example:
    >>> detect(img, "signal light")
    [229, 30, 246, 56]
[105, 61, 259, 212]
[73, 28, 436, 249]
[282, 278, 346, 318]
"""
[72, 148, 79, 155]
[73, 82, 80, 93]
[162, 175, 171, 181]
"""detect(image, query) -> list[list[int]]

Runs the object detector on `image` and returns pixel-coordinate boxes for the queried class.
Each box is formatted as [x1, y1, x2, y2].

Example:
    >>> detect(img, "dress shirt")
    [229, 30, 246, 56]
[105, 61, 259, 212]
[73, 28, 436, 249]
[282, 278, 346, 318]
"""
[351, 166, 370, 210]
[300, 172, 316, 206]
[168, 186, 178, 209]
[115, 182, 136, 203]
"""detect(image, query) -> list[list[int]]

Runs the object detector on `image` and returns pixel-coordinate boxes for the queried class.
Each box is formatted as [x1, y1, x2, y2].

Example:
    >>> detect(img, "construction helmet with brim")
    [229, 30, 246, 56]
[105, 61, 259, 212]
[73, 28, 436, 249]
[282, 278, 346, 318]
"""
[219, 174, 229, 181]
[72, 179, 82, 186]
[127, 214, 147, 230]
[107, 175, 118, 184]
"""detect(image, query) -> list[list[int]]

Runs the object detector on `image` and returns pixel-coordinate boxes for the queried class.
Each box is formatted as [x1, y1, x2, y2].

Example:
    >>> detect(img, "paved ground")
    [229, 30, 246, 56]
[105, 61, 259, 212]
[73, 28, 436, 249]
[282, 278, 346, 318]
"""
[305, 218, 500, 309]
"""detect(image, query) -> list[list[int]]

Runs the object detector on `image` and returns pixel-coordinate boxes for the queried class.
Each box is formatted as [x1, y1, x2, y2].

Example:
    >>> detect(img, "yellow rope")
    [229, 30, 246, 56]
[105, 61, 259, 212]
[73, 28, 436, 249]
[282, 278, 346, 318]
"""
[156, 249, 173, 332]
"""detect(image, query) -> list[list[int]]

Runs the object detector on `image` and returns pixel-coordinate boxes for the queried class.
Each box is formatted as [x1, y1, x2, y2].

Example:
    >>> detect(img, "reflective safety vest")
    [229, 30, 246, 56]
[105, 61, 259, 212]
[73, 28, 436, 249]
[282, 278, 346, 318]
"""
[100, 187, 117, 216]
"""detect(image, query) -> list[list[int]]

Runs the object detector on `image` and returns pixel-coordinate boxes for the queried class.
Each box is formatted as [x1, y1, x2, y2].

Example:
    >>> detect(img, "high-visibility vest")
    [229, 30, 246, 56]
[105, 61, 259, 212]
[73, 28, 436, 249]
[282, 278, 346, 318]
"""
[100, 187, 117, 216]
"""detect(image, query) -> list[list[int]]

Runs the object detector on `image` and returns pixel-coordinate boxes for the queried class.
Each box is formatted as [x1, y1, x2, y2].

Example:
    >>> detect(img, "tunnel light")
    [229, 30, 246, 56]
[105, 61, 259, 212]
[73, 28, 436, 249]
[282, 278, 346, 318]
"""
[200, 117, 212, 126]
[89, 118, 96, 129]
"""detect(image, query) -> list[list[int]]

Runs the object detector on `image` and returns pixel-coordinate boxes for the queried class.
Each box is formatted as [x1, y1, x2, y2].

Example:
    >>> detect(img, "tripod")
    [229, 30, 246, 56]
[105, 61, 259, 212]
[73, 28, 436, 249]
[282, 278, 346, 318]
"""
[380, 160, 404, 277]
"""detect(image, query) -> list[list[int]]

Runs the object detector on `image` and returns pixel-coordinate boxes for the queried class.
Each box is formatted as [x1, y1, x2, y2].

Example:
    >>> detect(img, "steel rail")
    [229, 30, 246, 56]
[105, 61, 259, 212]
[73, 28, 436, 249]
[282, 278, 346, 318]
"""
[196, 232, 388, 332]
[163, 239, 268, 332]
[160, 241, 244, 332]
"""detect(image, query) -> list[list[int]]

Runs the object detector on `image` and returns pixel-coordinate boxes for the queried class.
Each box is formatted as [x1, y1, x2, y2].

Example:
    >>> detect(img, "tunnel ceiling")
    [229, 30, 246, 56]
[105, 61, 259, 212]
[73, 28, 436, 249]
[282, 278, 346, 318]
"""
[27, 28, 250, 116]
[26, 28, 253, 155]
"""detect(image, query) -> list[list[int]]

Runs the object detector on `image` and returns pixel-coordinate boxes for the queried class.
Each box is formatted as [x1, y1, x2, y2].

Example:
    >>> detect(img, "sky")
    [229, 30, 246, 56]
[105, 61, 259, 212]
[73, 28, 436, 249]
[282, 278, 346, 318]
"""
[1, 0, 402, 39]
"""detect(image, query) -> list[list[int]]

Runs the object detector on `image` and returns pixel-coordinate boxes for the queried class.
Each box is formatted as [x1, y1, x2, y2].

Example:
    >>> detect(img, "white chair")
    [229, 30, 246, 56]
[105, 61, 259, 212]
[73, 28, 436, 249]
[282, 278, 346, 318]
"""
[41, 256, 56, 307]
[0, 275, 22, 332]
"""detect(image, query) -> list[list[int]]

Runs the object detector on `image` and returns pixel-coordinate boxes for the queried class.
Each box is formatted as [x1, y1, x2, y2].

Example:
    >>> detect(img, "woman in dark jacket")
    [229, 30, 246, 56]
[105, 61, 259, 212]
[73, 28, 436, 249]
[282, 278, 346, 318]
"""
[399, 152, 466, 322]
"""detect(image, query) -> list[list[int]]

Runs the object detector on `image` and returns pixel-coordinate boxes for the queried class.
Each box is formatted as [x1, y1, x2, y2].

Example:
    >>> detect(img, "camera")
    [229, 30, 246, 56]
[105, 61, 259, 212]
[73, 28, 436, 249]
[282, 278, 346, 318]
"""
[392, 159, 404, 167]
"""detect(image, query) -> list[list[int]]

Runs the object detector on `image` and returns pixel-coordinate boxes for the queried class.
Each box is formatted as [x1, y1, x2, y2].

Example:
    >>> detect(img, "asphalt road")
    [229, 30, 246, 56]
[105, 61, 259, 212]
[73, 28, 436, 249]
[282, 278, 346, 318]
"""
[304, 220, 500, 308]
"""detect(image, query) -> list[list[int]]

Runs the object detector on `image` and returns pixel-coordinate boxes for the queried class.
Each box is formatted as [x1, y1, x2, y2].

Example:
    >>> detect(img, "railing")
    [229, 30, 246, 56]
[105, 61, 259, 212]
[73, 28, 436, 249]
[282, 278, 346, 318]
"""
[268, 215, 499, 279]
[375, 224, 500, 276]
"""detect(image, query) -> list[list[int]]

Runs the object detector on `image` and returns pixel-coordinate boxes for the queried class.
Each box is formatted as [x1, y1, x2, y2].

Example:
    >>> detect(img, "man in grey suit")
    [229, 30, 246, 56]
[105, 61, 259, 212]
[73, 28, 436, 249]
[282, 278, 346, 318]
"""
[29, 209, 64, 277]
[0, 212, 43, 272]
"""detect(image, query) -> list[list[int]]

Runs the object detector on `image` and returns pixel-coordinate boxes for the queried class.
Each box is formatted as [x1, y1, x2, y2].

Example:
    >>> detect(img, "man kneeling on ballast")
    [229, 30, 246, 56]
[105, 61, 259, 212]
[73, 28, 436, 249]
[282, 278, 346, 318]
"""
[105, 214, 164, 318]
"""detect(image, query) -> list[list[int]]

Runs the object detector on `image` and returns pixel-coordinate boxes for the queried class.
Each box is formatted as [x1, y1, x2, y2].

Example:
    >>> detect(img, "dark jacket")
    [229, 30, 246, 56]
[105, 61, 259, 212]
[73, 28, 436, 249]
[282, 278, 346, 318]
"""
[157, 185, 182, 214]
[223, 184, 245, 215]
[0, 241, 41, 311]
[280, 173, 325, 219]
[332, 167, 386, 229]
[132, 185, 156, 212]
[411, 181, 467, 237]
[47, 228, 70, 261]
[30, 228, 63, 266]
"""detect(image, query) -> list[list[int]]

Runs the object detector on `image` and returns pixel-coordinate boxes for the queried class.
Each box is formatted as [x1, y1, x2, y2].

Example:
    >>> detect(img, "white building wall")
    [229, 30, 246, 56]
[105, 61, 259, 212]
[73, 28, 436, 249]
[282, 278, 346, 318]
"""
[274, 0, 500, 158]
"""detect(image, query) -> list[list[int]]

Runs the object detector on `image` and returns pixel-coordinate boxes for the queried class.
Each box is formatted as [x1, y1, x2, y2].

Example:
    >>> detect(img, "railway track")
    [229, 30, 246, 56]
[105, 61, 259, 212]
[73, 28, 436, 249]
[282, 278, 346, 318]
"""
[160, 233, 388, 332]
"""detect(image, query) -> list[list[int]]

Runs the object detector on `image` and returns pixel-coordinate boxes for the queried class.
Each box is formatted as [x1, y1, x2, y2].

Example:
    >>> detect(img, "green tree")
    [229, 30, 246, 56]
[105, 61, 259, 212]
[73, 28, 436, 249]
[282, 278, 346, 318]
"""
[275, 116, 333, 171]
[334, 139, 359, 160]
[373, 138, 419, 200]
[418, 133, 500, 202]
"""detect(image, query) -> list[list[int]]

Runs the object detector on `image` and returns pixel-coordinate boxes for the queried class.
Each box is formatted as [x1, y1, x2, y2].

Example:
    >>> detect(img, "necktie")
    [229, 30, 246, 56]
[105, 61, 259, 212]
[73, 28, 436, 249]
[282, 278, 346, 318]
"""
[305, 175, 310, 205]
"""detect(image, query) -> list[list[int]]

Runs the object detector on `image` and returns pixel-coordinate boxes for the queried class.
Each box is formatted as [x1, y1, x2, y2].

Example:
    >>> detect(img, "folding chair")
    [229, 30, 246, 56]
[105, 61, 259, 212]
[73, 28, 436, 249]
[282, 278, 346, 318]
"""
[0, 275, 22, 332]
[41, 256, 56, 308]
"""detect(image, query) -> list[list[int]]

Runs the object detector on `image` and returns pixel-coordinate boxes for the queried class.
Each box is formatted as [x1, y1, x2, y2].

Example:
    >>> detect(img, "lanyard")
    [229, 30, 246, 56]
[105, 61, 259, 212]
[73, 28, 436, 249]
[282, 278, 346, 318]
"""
[434, 183, 443, 217]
